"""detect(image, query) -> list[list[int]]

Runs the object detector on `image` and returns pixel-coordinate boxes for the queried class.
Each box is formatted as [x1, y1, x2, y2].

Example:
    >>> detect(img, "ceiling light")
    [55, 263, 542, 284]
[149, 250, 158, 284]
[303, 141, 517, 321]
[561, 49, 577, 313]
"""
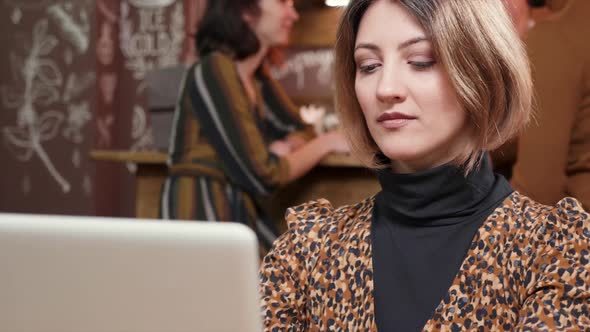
[325, 0, 349, 7]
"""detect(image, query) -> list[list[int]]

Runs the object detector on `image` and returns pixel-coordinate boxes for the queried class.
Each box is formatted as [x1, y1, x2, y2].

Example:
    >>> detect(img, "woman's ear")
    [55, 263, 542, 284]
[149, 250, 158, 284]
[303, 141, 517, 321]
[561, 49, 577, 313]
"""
[242, 10, 256, 26]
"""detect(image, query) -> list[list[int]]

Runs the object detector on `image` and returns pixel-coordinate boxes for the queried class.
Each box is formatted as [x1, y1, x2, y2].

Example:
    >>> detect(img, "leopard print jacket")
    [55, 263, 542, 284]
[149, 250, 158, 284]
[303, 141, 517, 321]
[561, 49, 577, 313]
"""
[259, 192, 590, 331]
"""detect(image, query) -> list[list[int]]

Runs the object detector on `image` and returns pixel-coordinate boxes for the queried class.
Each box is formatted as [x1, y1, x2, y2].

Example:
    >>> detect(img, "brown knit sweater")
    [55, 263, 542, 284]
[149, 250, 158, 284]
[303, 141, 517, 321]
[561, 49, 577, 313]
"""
[510, 0, 590, 211]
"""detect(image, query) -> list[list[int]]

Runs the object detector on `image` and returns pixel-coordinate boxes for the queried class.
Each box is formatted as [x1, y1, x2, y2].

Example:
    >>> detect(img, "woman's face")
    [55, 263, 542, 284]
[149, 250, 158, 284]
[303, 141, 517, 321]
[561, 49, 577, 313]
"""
[247, 0, 299, 49]
[354, 0, 469, 173]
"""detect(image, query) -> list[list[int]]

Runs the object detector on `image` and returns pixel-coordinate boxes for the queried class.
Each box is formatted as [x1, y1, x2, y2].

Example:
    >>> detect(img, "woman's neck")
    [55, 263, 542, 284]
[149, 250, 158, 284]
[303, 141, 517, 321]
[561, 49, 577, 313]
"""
[236, 46, 268, 80]
[375, 154, 511, 223]
[235, 46, 268, 105]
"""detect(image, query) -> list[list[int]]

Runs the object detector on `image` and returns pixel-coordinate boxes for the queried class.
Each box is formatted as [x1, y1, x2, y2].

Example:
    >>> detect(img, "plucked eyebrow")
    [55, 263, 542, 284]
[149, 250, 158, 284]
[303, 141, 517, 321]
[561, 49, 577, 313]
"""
[397, 36, 429, 50]
[354, 36, 429, 52]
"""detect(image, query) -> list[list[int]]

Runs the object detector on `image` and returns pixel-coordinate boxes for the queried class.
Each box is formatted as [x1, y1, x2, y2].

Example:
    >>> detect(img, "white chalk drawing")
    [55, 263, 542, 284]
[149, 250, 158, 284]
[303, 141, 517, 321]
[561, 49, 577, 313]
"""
[22, 175, 31, 195]
[83, 174, 92, 196]
[63, 72, 95, 102]
[96, 114, 114, 148]
[64, 48, 73, 65]
[11, 7, 21, 24]
[97, 0, 118, 24]
[136, 80, 147, 95]
[131, 104, 154, 150]
[271, 49, 334, 90]
[63, 101, 91, 144]
[132, 104, 147, 141]
[119, 0, 183, 165]
[1, 20, 71, 193]
[119, 1, 184, 80]
[47, 4, 90, 54]
[161, 2, 185, 66]
[126, 105, 154, 172]
[72, 148, 81, 168]
[3, 0, 55, 10]
[97, 22, 116, 65]
[2, 0, 95, 200]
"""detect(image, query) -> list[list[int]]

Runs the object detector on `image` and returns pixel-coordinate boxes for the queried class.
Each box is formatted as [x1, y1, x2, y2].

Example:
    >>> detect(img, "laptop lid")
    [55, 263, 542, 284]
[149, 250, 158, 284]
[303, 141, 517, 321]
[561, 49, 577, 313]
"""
[0, 213, 262, 332]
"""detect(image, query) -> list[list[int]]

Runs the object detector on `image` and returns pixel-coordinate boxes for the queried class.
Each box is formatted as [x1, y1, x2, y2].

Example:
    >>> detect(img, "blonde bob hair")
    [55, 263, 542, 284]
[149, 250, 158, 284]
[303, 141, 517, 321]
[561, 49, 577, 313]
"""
[334, 0, 533, 172]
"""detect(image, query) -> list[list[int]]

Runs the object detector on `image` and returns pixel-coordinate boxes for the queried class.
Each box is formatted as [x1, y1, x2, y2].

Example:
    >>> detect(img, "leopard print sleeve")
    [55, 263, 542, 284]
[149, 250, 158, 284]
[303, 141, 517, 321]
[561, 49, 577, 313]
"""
[259, 199, 334, 332]
[515, 197, 590, 331]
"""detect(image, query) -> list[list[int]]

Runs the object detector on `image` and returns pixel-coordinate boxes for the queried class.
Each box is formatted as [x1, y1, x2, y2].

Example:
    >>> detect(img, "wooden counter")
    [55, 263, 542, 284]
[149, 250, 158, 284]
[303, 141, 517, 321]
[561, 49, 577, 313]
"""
[91, 150, 380, 231]
[90, 149, 366, 167]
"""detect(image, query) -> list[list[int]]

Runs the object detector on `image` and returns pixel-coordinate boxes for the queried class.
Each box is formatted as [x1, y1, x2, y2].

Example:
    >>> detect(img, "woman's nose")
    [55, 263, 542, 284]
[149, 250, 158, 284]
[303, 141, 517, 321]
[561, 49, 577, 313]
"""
[288, 2, 300, 21]
[376, 66, 406, 103]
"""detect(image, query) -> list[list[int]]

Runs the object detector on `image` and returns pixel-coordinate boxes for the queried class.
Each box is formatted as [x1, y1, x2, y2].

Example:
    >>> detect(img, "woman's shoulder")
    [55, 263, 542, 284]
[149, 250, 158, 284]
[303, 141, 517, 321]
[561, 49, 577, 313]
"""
[505, 191, 589, 244]
[189, 51, 242, 93]
[263, 196, 375, 272]
[539, 195, 589, 242]
[283, 196, 375, 237]
[496, 192, 590, 322]
[510, 191, 587, 218]
[196, 51, 235, 70]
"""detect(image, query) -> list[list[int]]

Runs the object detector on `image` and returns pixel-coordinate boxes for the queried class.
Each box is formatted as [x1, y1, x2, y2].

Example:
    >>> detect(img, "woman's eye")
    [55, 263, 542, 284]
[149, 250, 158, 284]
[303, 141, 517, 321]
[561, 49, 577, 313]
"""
[358, 63, 380, 74]
[408, 61, 436, 70]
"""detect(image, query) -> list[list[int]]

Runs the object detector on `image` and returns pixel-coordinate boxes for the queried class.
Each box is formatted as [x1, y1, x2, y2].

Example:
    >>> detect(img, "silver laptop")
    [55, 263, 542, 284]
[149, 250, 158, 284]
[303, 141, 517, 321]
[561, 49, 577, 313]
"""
[0, 213, 262, 332]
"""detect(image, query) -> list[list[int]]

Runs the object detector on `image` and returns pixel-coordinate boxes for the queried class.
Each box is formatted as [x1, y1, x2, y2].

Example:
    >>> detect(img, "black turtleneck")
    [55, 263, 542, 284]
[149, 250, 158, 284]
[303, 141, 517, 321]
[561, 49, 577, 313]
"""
[372, 155, 512, 332]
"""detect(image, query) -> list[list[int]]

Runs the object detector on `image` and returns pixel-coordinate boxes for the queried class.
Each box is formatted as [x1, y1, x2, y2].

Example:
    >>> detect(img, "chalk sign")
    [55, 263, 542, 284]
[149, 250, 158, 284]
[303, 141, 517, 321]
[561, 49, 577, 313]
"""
[271, 48, 335, 101]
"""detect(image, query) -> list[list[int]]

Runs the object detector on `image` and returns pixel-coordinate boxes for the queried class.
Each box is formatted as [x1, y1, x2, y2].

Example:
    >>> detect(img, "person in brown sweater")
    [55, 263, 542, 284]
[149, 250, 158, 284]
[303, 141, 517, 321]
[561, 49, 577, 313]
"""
[498, 0, 590, 210]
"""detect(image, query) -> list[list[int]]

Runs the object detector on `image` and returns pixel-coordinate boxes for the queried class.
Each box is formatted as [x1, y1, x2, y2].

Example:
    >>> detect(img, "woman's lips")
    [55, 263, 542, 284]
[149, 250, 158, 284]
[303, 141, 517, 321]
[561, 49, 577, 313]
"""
[377, 112, 417, 129]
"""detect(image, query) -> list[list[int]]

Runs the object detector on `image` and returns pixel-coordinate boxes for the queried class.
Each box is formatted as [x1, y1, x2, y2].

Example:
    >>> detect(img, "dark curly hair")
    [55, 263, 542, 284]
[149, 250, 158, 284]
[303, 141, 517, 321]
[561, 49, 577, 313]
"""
[195, 0, 261, 60]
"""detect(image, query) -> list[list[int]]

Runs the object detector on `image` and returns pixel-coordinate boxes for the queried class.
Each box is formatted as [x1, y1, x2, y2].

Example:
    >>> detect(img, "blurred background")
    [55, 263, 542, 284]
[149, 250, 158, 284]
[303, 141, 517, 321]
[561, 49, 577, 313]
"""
[0, 0, 361, 218]
[1, 0, 588, 218]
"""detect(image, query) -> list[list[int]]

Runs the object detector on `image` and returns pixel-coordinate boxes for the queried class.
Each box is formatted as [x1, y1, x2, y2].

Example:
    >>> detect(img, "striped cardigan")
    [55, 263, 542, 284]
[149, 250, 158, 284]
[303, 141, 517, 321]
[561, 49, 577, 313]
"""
[160, 51, 313, 255]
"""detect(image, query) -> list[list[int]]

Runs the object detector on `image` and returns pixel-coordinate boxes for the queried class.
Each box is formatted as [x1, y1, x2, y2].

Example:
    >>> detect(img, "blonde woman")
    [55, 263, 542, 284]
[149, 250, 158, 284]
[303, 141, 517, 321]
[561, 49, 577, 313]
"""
[259, 0, 590, 330]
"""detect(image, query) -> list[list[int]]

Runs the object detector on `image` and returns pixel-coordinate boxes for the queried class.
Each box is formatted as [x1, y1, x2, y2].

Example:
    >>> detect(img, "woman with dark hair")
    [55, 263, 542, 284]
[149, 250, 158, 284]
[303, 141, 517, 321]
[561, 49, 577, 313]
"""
[260, 0, 589, 330]
[160, 0, 349, 256]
